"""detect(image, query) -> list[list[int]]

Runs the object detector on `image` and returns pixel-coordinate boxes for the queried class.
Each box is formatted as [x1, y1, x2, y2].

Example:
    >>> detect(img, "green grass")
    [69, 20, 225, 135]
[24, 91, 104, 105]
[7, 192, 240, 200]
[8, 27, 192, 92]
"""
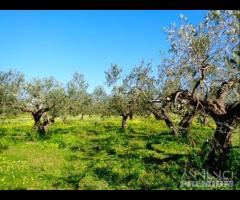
[0, 115, 239, 190]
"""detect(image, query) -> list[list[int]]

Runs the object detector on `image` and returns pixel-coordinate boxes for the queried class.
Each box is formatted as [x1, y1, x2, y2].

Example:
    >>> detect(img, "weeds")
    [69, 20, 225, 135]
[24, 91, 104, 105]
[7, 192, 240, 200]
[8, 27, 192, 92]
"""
[0, 115, 239, 190]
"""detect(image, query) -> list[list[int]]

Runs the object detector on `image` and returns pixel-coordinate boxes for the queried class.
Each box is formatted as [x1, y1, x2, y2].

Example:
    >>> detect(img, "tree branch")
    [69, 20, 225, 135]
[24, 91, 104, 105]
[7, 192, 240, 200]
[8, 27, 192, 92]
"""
[20, 107, 33, 113]
[191, 64, 210, 97]
[216, 78, 240, 103]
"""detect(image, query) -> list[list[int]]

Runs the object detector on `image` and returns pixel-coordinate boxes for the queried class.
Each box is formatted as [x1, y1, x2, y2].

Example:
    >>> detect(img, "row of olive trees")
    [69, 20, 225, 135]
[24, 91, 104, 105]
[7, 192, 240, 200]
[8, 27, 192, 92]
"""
[0, 62, 186, 133]
[0, 65, 156, 132]
[104, 10, 240, 172]
[0, 70, 113, 134]
[1, 10, 239, 172]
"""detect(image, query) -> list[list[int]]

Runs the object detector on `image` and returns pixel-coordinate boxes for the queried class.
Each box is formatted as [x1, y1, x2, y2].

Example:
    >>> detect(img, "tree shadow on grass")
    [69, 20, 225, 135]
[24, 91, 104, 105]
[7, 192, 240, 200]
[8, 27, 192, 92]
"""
[69, 138, 117, 157]
[0, 145, 8, 153]
[143, 154, 187, 165]
[128, 131, 177, 147]
[88, 140, 117, 156]
[102, 124, 120, 131]
[129, 130, 172, 138]
[49, 126, 78, 135]
[45, 173, 84, 190]
[0, 128, 7, 138]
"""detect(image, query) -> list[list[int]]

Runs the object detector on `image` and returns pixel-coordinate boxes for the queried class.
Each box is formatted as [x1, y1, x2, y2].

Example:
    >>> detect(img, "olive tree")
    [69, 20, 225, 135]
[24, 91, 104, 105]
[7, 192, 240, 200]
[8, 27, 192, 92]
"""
[45, 84, 67, 123]
[0, 70, 24, 117]
[91, 86, 111, 119]
[66, 72, 90, 120]
[158, 10, 240, 170]
[148, 72, 200, 136]
[18, 77, 64, 134]
[105, 64, 139, 129]
[131, 61, 197, 136]
[125, 61, 157, 119]
[105, 62, 157, 129]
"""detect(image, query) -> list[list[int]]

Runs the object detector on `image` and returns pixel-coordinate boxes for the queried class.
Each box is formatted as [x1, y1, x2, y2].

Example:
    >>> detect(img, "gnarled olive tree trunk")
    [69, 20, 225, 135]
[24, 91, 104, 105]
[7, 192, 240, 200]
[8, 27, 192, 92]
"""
[160, 110, 178, 136]
[81, 113, 84, 120]
[121, 114, 129, 130]
[152, 110, 162, 120]
[32, 113, 43, 133]
[150, 107, 195, 136]
[179, 111, 197, 137]
[206, 104, 240, 171]
[129, 111, 133, 120]
[32, 112, 52, 135]
[20, 106, 51, 135]
[150, 108, 178, 135]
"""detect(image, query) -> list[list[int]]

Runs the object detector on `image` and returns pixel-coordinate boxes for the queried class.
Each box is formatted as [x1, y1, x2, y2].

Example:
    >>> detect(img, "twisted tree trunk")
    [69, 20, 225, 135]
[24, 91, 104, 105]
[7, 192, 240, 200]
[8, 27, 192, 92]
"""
[32, 112, 47, 135]
[203, 116, 209, 126]
[206, 118, 234, 171]
[32, 111, 52, 135]
[18, 104, 52, 136]
[206, 102, 240, 171]
[81, 113, 84, 120]
[151, 108, 194, 136]
[121, 114, 128, 130]
[129, 111, 133, 120]
[160, 110, 178, 136]
[62, 115, 68, 124]
[179, 111, 197, 137]
[150, 108, 177, 135]
[152, 110, 162, 120]
[32, 113, 43, 131]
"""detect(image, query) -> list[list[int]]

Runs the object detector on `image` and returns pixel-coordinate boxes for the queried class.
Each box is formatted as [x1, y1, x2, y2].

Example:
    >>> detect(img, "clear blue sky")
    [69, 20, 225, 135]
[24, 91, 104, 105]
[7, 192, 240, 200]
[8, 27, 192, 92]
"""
[0, 10, 207, 92]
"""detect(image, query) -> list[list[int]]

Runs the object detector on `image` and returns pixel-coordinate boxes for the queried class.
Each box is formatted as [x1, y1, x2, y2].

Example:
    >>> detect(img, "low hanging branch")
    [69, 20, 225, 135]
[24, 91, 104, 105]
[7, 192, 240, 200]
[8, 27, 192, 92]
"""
[148, 105, 178, 135]
[216, 79, 238, 104]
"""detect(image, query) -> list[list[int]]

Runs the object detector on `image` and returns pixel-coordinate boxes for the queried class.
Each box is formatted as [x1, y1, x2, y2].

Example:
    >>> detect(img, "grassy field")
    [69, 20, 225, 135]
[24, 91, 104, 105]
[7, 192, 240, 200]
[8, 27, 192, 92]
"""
[0, 115, 239, 190]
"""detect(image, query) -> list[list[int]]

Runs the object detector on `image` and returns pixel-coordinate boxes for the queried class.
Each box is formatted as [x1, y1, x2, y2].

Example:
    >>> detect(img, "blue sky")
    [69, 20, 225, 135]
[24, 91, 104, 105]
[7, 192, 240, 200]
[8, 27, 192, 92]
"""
[0, 10, 207, 92]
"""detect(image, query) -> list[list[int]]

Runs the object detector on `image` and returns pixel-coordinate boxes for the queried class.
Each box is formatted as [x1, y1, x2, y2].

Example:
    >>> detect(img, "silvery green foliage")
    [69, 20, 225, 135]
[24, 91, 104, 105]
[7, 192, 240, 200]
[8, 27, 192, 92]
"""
[91, 86, 110, 117]
[105, 64, 130, 116]
[0, 70, 24, 115]
[105, 64, 123, 87]
[46, 84, 67, 119]
[19, 77, 64, 113]
[67, 72, 88, 98]
[106, 61, 156, 117]
[66, 72, 91, 117]
[125, 61, 159, 115]
[161, 10, 240, 102]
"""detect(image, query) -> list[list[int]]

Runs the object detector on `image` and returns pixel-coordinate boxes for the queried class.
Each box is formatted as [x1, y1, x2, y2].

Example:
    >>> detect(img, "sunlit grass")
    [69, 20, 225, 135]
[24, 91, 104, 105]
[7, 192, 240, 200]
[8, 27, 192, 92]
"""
[0, 115, 239, 190]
